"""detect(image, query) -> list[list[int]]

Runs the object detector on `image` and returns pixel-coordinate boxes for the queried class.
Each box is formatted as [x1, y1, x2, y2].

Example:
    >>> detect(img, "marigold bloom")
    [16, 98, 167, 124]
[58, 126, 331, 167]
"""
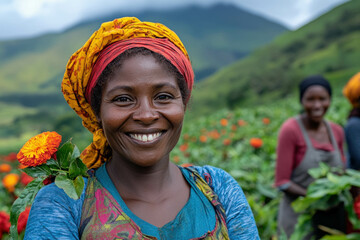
[181, 163, 193, 167]
[20, 172, 34, 186]
[173, 155, 180, 163]
[220, 118, 228, 126]
[231, 124, 237, 131]
[17, 131, 62, 167]
[238, 120, 247, 126]
[17, 207, 31, 233]
[223, 139, 231, 146]
[250, 138, 263, 149]
[199, 135, 207, 143]
[208, 130, 220, 140]
[262, 118, 270, 125]
[2, 173, 20, 192]
[179, 144, 188, 152]
[183, 133, 190, 141]
[0, 163, 11, 173]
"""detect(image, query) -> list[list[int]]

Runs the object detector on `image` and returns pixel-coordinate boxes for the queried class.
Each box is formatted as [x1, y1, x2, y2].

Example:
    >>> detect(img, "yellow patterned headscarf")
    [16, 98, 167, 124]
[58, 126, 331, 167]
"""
[343, 72, 360, 108]
[61, 17, 192, 169]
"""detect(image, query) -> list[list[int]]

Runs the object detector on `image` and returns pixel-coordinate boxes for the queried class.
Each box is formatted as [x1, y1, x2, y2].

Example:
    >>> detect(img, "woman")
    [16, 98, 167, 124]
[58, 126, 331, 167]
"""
[275, 75, 346, 239]
[24, 17, 259, 239]
[343, 72, 360, 170]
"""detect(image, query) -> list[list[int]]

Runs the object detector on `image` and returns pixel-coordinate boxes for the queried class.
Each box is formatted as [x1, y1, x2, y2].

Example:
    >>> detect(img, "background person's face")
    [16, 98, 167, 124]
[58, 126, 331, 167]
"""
[301, 85, 331, 123]
[99, 54, 185, 168]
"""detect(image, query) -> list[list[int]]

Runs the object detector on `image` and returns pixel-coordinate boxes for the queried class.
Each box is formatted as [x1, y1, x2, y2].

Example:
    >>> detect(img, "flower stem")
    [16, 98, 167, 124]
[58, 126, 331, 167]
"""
[50, 168, 69, 174]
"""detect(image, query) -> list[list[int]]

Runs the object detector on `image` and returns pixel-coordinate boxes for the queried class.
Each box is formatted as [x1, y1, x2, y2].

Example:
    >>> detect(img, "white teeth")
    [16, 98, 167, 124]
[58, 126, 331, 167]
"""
[130, 132, 162, 142]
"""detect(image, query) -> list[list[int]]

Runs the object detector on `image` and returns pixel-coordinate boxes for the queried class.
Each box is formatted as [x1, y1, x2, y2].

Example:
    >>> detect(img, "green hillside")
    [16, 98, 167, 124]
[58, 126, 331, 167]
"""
[0, 4, 287, 154]
[189, 0, 360, 116]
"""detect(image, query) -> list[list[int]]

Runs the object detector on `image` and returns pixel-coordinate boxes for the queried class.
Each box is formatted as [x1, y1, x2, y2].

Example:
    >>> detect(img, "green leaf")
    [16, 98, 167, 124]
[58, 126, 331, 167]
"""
[73, 176, 85, 198]
[69, 157, 88, 179]
[22, 164, 52, 178]
[45, 158, 60, 169]
[308, 162, 330, 179]
[292, 196, 316, 212]
[55, 174, 84, 200]
[57, 141, 75, 168]
[290, 213, 313, 240]
[10, 177, 45, 239]
[256, 182, 277, 199]
[72, 145, 80, 159]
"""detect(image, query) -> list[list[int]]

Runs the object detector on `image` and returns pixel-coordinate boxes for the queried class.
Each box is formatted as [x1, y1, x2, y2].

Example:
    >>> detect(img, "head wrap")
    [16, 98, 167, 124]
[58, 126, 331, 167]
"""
[343, 72, 360, 108]
[299, 75, 332, 102]
[61, 17, 194, 169]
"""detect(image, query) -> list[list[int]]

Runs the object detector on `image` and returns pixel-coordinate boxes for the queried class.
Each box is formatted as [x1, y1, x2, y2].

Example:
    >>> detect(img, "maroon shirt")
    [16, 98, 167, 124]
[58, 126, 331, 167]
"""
[275, 117, 345, 188]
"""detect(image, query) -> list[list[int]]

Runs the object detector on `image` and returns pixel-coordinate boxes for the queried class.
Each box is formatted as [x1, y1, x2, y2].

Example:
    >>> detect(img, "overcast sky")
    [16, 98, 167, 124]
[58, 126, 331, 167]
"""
[0, 0, 349, 40]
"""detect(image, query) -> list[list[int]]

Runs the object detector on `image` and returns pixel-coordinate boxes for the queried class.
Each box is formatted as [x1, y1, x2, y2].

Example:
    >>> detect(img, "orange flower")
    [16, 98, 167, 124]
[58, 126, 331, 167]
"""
[250, 138, 263, 149]
[220, 118, 228, 126]
[17, 131, 62, 167]
[183, 134, 190, 141]
[173, 155, 180, 163]
[4, 152, 17, 162]
[238, 120, 247, 126]
[262, 118, 270, 125]
[199, 135, 207, 143]
[17, 207, 31, 233]
[2, 173, 20, 192]
[223, 139, 231, 146]
[20, 172, 33, 186]
[181, 163, 193, 167]
[0, 164, 11, 173]
[179, 144, 188, 152]
[231, 124, 237, 131]
[208, 130, 220, 140]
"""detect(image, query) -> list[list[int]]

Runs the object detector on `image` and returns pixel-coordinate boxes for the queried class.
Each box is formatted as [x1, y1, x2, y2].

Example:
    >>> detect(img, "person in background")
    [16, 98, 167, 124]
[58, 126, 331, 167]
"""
[343, 72, 360, 170]
[24, 17, 259, 239]
[275, 75, 346, 239]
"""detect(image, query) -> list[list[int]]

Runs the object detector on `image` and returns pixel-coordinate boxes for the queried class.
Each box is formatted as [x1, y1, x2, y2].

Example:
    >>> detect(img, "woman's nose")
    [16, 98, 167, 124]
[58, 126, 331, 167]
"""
[132, 99, 159, 124]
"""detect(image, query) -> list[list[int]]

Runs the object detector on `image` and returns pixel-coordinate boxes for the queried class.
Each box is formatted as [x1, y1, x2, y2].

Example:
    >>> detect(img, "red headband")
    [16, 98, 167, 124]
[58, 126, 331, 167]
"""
[85, 37, 194, 103]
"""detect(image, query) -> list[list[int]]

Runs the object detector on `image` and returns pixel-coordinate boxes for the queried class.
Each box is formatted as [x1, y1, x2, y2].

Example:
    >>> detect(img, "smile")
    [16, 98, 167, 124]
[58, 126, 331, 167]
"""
[129, 132, 162, 142]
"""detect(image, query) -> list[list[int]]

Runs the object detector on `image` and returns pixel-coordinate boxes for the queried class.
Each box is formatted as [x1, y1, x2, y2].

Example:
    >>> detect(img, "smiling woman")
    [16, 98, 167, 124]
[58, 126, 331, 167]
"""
[275, 75, 346, 239]
[23, 17, 259, 239]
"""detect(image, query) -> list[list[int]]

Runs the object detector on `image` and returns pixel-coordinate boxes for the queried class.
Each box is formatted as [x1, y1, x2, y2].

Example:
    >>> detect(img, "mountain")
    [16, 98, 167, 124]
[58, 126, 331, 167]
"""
[189, 0, 360, 116]
[0, 3, 287, 154]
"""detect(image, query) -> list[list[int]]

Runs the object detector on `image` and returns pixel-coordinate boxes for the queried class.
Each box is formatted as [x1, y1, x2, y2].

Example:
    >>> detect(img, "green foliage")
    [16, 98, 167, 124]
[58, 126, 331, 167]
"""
[9, 139, 88, 239]
[190, 0, 360, 116]
[291, 163, 360, 239]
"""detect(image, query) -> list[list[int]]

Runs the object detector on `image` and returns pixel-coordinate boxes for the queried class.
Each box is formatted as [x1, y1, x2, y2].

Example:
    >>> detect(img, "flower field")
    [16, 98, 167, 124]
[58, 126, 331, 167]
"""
[0, 96, 354, 239]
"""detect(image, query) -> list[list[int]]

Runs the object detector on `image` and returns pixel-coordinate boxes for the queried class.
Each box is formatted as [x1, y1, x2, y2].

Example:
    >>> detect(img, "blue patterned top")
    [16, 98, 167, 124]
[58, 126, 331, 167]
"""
[24, 165, 259, 239]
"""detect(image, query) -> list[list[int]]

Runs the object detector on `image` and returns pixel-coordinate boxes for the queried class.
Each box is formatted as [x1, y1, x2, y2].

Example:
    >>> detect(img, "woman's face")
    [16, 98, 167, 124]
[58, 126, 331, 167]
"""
[301, 85, 331, 123]
[99, 54, 185, 167]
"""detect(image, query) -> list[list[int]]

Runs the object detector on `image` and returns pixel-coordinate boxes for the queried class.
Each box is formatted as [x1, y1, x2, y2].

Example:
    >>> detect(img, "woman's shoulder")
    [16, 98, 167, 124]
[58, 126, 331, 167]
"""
[345, 117, 360, 129]
[191, 165, 230, 179]
[35, 177, 88, 204]
[278, 117, 301, 138]
[281, 117, 299, 129]
[189, 165, 239, 188]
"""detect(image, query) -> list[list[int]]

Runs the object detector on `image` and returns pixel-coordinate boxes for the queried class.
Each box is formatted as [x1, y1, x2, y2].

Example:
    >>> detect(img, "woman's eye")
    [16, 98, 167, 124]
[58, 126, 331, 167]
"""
[156, 94, 173, 100]
[113, 96, 131, 102]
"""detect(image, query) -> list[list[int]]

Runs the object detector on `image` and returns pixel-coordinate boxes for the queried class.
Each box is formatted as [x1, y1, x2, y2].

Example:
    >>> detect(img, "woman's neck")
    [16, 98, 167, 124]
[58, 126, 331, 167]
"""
[301, 113, 323, 130]
[105, 157, 178, 201]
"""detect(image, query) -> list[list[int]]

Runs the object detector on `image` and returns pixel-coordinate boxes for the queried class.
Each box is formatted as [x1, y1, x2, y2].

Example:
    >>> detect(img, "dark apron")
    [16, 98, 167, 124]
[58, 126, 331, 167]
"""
[278, 116, 343, 239]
